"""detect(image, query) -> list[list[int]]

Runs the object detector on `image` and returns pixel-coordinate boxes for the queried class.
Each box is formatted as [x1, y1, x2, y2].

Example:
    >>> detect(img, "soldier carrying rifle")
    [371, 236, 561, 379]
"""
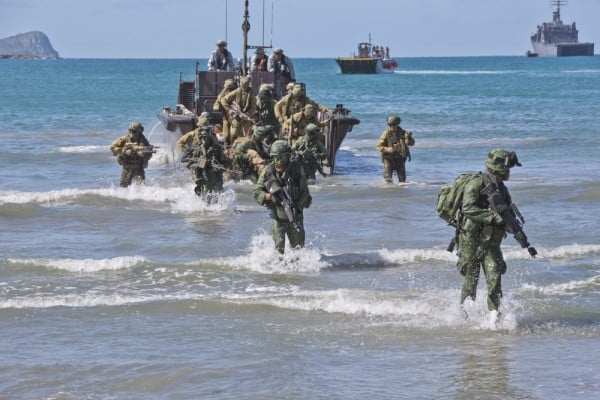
[376, 115, 415, 183]
[253, 140, 312, 254]
[110, 121, 157, 187]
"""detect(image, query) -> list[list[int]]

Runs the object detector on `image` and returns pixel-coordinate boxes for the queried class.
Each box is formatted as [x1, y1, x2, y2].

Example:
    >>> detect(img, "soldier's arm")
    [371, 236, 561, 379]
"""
[286, 57, 295, 81]
[177, 132, 192, 152]
[296, 167, 311, 209]
[110, 137, 127, 156]
[461, 177, 498, 225]
[274, 97, 286, 121]
[253, 171, 269, 205]
[220, 90, 235, 109]
[375, 131, 391, 153]
[404, 130, 415, 146]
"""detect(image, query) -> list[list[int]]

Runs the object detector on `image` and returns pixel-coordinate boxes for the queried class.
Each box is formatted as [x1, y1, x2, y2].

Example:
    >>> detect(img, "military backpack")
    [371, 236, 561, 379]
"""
[436, 172, 482, 227]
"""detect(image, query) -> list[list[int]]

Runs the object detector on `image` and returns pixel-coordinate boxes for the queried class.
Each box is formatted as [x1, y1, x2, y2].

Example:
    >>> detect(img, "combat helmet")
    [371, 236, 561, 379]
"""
[128, 121, 144, 134]
[223, 79, 236, 90]
[485, 149, 521, 180]
[304, 123, 320, 136]
[291, 83, 304, 97]
[259, 83, 273, 95]
[240, 76, 252, 90]
[387, 115, 401, 126]
[269, 140, 292, 168]
[252, 125, 269, 139]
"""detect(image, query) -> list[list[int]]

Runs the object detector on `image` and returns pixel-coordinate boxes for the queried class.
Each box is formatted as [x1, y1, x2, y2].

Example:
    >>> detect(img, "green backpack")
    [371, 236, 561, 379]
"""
[436, 172, 481, 227]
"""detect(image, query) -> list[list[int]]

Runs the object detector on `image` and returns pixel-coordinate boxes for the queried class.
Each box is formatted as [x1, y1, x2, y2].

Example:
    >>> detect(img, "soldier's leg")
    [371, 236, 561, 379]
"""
[382, 159, 393, 183]
[286, 219, 305, 250]
[120, 167, 133, 187]
[132, 167, 145, 185]
[482, 247, 505, 311]
[396, 159, 407, 182]
[457, 232, 481, 304]
[222, 119, 232, 148]
[271, 218, 286, 254]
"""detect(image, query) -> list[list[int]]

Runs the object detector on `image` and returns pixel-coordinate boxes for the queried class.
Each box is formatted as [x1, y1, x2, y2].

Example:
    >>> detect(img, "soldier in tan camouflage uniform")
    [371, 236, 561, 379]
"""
[220, 76, 256, 147]
[375, 115, 415, 183]
[274, 83, 329, 126]
[282, 104, 330, 146]
[213, 79, 237, 148]
[110, 121, 154, 187]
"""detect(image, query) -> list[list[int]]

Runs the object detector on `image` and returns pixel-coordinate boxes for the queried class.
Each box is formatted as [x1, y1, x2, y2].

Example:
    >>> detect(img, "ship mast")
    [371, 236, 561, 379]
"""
[551, 0, 566, 23]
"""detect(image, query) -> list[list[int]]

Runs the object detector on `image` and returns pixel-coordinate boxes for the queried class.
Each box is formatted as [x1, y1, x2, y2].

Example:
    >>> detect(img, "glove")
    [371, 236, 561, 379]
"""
[492, 213, 504, 226]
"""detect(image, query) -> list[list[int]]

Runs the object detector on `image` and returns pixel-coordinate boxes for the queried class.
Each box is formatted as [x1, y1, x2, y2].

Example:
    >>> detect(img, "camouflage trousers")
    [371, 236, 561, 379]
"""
[120, 165, 145, 187]
[270, 215, 305, 254]
[194, 167, 223, 197]
[382, 157, 407, 183]
[456, 227, 506, 311]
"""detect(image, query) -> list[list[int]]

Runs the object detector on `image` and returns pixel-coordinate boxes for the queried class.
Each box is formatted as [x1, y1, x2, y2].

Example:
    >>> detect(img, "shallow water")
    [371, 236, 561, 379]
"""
[1, 56, 599, 399]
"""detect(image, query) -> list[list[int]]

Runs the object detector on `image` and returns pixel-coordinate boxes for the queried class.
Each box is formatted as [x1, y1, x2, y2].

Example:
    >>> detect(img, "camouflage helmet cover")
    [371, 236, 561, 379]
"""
[269, 140, 292, 167]
[240, 76, 252, 90]
[304, 123, 319, 135]
[224, 79, 236, 90]
[259, 83, 274, 94]
[128, 121, 144, 134]
[387, 115, 401, 126]
[485, 149, 521, 177]
[252, 125, 269, 138]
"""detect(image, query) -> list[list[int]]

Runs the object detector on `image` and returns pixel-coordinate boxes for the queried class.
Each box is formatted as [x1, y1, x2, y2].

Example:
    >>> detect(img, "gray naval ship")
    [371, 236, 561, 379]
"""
[529, 0, 594, 57]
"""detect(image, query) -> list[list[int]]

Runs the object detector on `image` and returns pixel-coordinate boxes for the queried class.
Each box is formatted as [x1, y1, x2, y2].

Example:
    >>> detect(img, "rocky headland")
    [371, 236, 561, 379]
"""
[0, 31, 60, 59]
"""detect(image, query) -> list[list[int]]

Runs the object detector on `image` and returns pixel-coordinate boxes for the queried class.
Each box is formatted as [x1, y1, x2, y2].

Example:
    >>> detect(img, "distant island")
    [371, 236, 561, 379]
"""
[0, 31, 60, 59]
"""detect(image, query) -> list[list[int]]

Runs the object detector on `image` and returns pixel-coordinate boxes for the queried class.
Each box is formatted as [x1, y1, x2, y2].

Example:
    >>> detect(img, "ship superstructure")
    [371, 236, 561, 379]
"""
[530, 0, 594, 57]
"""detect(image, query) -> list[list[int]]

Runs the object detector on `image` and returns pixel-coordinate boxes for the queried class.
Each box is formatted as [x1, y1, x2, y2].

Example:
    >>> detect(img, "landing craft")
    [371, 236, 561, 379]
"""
[158, 0, 360, 173]
[335, 34, 398, 74]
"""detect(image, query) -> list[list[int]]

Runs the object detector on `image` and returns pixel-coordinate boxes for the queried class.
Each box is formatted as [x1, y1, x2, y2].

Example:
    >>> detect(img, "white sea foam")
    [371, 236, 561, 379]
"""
[0, 292, 201, 309]
[224, 286, 518, 331]
[0, 183, 236, 213]
[7, 256, 147, 272]
[57, 145, 107, 153]
[521, 274, 600, 296]
[221, 233, 330, 274]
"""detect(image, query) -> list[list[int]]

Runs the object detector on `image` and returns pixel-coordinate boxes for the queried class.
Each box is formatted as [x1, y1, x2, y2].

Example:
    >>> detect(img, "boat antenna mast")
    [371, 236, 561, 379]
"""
[242, 0, 251, 75]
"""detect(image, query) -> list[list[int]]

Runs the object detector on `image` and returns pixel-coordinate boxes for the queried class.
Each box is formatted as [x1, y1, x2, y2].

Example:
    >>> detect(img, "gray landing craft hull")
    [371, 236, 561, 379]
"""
[531, 41, 594, 57]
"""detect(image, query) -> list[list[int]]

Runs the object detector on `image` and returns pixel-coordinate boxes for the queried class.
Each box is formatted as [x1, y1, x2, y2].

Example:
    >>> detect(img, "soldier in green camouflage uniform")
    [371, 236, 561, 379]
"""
[231, 125, 273, 183]
[292, 123, 327, 180]
[188, 127, 228, 198]
[254, 83, 281, 135]
[457, 149, 522, 319]
[253, 140, 312, 254]
[110, 121, 154, 187]
[375, 115, 415, 183]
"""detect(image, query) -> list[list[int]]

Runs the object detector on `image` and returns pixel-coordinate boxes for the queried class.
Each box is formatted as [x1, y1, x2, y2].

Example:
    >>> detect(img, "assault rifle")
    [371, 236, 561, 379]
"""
[265, 176, 303, 232]
[300, 149, 327, 178]
[125, 143, 159, 154]
[481, 182, 538, 258]
[229, 102, 255, 123]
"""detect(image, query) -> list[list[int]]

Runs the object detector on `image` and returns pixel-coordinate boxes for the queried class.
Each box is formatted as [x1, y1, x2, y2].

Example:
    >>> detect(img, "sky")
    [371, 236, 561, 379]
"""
[0, 0, 598, 58]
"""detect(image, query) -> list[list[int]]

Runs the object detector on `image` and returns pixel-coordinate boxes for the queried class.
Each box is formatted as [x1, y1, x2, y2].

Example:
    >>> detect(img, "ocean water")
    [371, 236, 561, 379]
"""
[1, 56, 599, 399]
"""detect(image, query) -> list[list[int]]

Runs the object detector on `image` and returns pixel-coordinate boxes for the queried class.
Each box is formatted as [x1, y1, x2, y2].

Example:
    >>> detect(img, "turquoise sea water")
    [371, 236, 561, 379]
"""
[1, 57, 599, 399]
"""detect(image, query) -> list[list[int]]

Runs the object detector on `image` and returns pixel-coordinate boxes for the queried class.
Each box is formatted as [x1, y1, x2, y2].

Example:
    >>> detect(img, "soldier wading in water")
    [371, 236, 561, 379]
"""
[453, 149, 537, 325]
[253, 140, 312, 254]
[110, 121, 155, 187]
[376, 115, 415, 183]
